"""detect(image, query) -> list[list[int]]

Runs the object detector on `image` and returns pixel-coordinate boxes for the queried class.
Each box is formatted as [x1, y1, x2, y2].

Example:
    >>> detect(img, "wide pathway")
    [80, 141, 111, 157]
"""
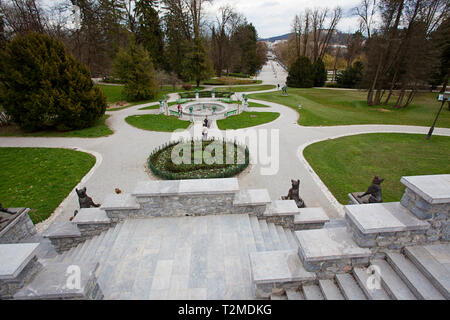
[1, 60, 449, 231]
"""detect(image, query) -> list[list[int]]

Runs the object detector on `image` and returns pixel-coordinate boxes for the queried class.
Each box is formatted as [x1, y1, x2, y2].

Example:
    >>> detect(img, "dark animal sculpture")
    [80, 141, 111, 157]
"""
[70, 187, 101, 221]
[0, 202, 14, 214]
[281, 179, 305, 208]
[358, 176, 384, 203]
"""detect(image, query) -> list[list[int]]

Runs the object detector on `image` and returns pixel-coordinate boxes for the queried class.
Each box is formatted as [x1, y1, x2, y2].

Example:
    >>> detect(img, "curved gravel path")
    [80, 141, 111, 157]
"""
[1, 60, 449, 230]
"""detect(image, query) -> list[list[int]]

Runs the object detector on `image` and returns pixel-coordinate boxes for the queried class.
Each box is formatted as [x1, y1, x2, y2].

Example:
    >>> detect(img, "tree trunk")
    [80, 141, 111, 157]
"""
[403, 90, 415, 108]
[384, 69, 399, 105]
[368, 55, 383, 106]
[394, 89, 405, 108]
[374, 89, 382, 105]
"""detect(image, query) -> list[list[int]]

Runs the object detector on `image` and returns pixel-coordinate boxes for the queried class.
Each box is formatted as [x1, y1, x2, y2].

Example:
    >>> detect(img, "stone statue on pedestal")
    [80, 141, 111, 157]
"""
[358, 176, 384, 203]
[71, 187, 101, 221]
[281, 179, 305, 208]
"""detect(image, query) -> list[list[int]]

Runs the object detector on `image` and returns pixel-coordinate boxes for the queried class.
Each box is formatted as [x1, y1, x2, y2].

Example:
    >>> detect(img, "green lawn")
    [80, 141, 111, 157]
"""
[125, 114, 191, 132]
[217, 111, 280, 130]
[215, 85, 276, 93]
[303, 133, 450, 204]
[0, 147, 96, 223]
[0, 115, 113, 138]
[248, 88, 450, 128]
[99, 84, 204, 111]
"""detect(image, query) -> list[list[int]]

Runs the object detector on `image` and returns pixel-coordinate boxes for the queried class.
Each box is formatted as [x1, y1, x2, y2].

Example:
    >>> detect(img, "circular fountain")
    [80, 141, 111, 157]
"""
[182, 102, 230, 117]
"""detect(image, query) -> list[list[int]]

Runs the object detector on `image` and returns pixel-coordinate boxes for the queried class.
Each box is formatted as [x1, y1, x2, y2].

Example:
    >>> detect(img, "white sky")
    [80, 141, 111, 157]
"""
[204, 0, 362, 38]
[41, 0, 362, 39]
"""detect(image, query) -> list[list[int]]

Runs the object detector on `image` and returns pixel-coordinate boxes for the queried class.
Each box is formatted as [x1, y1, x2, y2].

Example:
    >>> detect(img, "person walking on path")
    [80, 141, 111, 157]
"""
[203, 116, 209, 127]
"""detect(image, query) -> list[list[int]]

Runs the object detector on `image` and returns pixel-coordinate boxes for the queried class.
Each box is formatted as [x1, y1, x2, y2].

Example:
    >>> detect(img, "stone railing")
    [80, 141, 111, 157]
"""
[0, 208, 36, 244]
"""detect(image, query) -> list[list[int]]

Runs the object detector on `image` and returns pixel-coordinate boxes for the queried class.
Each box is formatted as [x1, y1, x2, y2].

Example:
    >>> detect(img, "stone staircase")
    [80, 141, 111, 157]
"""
[279, 244, 450, 300]
[40, 213, 303, 300]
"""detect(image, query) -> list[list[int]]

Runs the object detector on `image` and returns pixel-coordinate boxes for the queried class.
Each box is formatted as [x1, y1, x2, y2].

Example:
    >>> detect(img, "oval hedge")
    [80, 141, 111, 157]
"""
[148, 139, 249, 180]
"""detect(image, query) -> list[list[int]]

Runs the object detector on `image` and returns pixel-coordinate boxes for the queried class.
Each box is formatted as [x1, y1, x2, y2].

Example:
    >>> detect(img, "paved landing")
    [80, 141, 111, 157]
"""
[101, 214, 258, 300]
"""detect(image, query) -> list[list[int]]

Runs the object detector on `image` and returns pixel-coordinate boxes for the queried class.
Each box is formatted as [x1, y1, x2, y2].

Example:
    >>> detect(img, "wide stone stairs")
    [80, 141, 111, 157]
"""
[44, 214, 301, 299]
[279, 243, 449, 301]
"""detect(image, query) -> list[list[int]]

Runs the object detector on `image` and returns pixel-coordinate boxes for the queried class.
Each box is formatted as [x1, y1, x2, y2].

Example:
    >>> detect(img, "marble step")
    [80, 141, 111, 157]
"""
[285, 230, 299, 249]
[275, 225, 291, 250]
[302, 284, 324, 300]
[385, 251, 444, 300]
[353, 267, 391, 300]
[318, 279, 344, 300]
[71, 237, 92, 262]
[258, 219, 274, 251]
[267, 222, 281, 250]
[249, 216, 266, 252]
[77, 235, 101, 263]
[335, 273, 367, 300]
[286, 288, 304, 300]
[239, 214, 257, 254]
[372, 259, 416, 300]
[404, 245, 450, 299]
[82, 231, 108, 263]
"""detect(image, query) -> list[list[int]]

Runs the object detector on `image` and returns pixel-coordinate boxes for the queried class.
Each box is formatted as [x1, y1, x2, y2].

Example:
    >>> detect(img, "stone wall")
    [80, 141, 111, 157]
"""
[345, 214, 429, 250]
[0, 256, 42, 299]
[0, 210, 36, 244]
[77, 223, 113, 238]
[259, 214, 294, 229]
[47, 236, 85, 253]
[400, 187, 449, 242]
[136, 193, 237, 217]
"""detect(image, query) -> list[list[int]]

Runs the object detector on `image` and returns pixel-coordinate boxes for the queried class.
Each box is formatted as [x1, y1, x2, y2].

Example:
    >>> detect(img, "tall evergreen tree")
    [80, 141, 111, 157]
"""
[312, 58, 327, 87]
[113, 39, 158, 101]
[286, 56, 314, 88]
[0, 32, 106, 131]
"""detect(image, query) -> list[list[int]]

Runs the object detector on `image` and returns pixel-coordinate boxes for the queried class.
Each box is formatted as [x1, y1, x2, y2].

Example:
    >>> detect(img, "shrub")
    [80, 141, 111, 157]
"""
[182, 83, 192, 91]
[286, 56, 314, 88]
[0, 33, 106, 132]
[336, 61, 364, 88]
[312, 58, 327, 87]
[113, 40, 158, 101]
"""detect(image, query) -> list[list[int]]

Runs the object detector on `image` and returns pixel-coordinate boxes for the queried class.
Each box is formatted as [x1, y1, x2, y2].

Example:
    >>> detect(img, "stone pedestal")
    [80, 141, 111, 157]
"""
[195, 93, 199, 100]
[0, 208, 36, 244]
[399, 175, 450, 242]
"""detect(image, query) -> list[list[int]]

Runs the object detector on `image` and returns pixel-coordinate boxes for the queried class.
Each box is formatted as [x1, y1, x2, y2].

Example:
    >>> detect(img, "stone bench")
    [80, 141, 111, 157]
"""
[225, 109, 237, 117]
[132, 178, 240, 216]
[0, 243, 42, 299]
[294, 207, 330, 230]
[169, 110, 181, 117]
[345, 202, 430, 250]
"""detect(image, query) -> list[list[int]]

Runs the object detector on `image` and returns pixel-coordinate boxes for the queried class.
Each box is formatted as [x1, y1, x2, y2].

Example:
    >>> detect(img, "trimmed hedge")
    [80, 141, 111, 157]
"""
[148, 139, 250, 180]
[179, 90, 233, 99]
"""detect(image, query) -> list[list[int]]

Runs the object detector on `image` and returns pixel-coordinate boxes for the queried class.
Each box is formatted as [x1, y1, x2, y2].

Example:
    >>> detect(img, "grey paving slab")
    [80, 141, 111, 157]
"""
[233, 189, 271, 206]
[371, 259, 416, 300]
[266, 200, 299, 215]
[0, 243, 40, 279]
[249, 249, 315, 284]
[400, 174, 450, 204]
[319, 279, 344, 300]
[258, 219, 274, 251]
[14, 262, 98, 299]
[303, 285, 324, 300]
[353, 267, 391, 300]
[249, 216, 266, 251]
[405, 245, 450, 298]
[345, 202, 429, 234]
[385, 251, 445, 300]
[72, 208, 111, 224]
[44, 221, 81, 238]
[335, 273, 367, 300]
[423, 243, 450, 270]
[286, 288, 304, 300]
[295, 227, 371, 262]
[101, 193, 140, 210]
[294, 207, 330, 224]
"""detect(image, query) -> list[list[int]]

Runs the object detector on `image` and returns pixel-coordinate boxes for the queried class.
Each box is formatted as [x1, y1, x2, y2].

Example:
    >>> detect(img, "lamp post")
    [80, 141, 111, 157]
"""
[426, 92, 449, 140]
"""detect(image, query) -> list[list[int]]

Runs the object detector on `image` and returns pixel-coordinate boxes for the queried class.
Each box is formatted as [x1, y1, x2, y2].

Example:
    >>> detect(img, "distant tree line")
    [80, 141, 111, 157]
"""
[277, 0, 449, 109]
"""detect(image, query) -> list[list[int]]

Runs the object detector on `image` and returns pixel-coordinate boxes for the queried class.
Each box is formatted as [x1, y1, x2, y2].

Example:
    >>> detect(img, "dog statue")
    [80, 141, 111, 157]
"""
[70, 187, 101, 221]
[281, 179, 305, 208]
[0, 202, 15, 214]
[358, 176, 384, 203]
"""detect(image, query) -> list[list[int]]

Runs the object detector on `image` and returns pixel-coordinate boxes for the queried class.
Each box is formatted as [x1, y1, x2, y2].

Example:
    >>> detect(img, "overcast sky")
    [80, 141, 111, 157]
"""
[204, 0, 362, 38]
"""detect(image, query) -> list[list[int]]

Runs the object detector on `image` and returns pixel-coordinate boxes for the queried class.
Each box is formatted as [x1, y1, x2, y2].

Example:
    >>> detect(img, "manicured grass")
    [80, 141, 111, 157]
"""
[303, 133, 450, 204]
[98, 84, 205, 111]
[0, 115, 113, 138]
[248, 102, 270, 108]
[216, 85, 276, 93]
[0, 147, 96, 223]
[125, 114, 191, 132]
[248, 88, 450, 127]
[217, 111, 280, 130]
